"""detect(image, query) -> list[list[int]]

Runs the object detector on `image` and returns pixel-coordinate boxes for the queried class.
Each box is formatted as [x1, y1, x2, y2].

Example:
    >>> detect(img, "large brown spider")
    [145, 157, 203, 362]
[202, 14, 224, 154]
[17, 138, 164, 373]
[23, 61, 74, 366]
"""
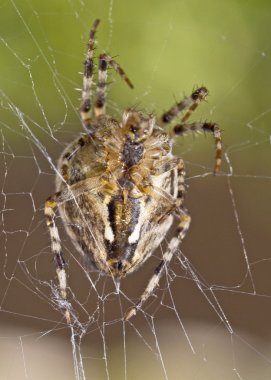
[45, 19, 222, 323]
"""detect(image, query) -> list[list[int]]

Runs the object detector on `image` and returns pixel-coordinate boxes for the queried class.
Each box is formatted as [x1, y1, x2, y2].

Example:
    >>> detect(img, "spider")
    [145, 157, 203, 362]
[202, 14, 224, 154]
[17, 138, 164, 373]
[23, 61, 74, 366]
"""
[45, 19, 222, 323]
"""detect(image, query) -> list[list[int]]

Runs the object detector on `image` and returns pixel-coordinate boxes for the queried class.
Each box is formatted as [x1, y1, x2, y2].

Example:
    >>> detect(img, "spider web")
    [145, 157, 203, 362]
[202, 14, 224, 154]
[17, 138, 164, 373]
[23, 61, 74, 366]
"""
[1, 1, 271, 379]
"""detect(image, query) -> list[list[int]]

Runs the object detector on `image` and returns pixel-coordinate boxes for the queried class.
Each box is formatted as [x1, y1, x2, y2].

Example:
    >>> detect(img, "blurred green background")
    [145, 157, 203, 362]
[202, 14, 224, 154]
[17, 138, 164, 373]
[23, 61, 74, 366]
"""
[1, 0, 271, 379]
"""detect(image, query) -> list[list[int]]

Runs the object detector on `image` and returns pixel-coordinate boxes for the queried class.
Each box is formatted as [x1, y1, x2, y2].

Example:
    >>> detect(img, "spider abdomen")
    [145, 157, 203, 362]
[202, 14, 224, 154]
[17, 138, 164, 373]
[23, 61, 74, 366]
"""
[58, 181, 176, 278]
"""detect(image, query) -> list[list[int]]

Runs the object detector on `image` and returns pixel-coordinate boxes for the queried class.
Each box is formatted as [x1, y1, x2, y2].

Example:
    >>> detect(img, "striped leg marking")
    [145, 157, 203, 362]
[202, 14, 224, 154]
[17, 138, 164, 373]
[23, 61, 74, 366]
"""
[173, 122, 222, 174]
[176, 158, 186, 207]
[160, 87, 208, 125]
[45, 196, 71, 324]
[94, 54, 108, 117]
[80, 19, 100, 129]
[125, 210, 191, 321]
[94, 53, 134, 118]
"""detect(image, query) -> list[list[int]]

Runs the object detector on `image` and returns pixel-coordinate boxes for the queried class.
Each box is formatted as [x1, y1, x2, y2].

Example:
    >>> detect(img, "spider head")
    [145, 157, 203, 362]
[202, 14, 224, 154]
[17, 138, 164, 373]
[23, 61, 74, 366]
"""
[122, 110, 154, 142]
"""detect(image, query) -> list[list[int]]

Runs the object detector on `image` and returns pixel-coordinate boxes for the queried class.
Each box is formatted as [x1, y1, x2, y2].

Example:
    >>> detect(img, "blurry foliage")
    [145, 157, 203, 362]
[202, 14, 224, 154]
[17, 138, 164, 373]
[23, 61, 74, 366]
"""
[1, 0, 271, 147]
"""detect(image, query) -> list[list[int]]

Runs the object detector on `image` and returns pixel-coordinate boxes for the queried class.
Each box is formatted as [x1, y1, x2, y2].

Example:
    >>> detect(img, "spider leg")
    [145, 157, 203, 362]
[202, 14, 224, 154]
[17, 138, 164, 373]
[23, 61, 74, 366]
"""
[45, 195, 71, 323]
[44, 176, 102, 323]
[173, 121, 222, 173]
[94, 54, 108, 117]
[160, 87, 208, 125]
[176, 158, 186, 207]
[94, 53, 134, 117]
[80, 19, 100, 129]
[125, 208, 191, 321]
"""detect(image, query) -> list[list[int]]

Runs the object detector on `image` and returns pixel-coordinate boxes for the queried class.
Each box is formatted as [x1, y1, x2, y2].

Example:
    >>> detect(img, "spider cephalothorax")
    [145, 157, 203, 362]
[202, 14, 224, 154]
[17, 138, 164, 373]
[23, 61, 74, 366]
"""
[45, 19, 222, 323]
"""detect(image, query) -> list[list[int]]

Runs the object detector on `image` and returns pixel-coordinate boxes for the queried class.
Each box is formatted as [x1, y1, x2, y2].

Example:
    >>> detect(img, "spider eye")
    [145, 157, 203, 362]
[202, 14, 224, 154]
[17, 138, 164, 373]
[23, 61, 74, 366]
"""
[130, 124, 139, 133]
[162, 113, 172, 123]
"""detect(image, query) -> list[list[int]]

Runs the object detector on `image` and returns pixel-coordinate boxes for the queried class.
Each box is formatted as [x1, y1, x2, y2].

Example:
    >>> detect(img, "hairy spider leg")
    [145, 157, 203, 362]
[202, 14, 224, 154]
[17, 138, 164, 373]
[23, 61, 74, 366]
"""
[160, 87, 208, 125]
[45, 196, 71, 324]
[125, 209, 191, 321]
[176, 158, 186, 206]
[45, 177, 102, 324]
[173, 122, 222, 173]
[160, 87, 222, 173]
[95, 53, 134, 117]
[125, 158, 189, 320]
[80, 18, 100, 129]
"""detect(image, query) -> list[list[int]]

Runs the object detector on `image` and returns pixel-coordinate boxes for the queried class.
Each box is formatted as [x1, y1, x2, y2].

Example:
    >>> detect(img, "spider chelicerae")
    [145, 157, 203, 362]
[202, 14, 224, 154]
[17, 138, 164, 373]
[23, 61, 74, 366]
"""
[45, 19, 222, 323]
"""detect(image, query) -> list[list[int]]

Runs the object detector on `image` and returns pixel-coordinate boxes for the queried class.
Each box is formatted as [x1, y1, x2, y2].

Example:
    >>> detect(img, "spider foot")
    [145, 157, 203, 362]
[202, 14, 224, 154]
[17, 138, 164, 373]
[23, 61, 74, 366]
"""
[124, 305, 139, 321]
[64, 309, 71, 324]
